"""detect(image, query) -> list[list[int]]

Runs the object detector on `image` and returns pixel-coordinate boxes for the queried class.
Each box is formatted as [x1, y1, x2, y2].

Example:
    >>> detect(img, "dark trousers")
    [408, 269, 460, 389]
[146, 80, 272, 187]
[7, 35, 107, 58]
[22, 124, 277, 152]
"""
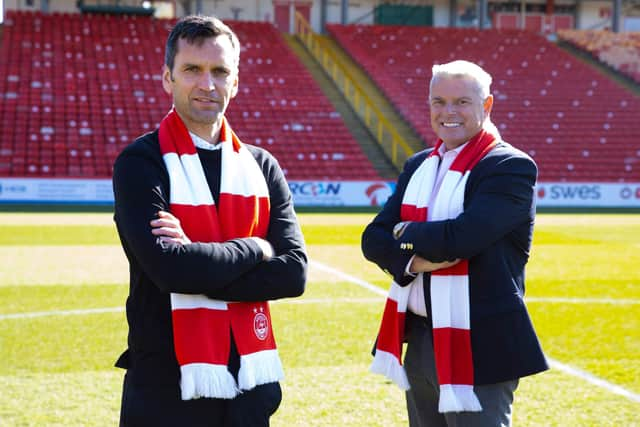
[120, 333, 282, 426]
[404, 311, 518, 427]
[119, 373, 282, 427]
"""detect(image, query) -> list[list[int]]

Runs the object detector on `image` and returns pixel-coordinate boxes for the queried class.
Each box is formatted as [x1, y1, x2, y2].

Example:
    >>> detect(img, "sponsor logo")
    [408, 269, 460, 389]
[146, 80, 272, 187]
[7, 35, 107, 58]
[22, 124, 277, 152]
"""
[365, 182, 393, 206]
[253, 309, 269, 341]
[620, 187, 640, 200]
[288, 182, 341, 197]
[547, 185, 601, 200]
[0, 182, 27, 196]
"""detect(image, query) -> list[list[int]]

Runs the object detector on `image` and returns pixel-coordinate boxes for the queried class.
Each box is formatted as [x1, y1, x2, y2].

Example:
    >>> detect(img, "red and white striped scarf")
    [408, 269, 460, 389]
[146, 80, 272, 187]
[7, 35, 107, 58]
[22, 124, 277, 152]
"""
[370, 130, 497, 413]
[159, 109, 283, 400]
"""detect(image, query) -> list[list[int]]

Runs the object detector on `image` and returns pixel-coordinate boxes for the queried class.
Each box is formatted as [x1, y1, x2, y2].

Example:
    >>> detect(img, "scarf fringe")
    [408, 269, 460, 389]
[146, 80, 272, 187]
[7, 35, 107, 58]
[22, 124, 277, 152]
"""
[438, 384, 483, 413]
[180, 363, 239, 400]
[370, 350, 411, 390]
[238, 349, 285, 391]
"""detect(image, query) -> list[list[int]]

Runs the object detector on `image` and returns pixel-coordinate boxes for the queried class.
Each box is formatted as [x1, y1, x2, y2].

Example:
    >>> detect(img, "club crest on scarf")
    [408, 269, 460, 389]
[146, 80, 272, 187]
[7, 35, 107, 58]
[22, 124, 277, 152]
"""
[159, 109, 283, 400]
[253, 307, 269, 341]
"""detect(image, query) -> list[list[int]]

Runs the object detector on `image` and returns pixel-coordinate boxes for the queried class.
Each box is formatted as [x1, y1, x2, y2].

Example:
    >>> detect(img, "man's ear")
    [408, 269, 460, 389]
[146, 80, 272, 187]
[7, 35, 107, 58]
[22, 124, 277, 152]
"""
[162, 65, 173, 96]
[483, 94, 494, 115]
[230, 74, 239, 99]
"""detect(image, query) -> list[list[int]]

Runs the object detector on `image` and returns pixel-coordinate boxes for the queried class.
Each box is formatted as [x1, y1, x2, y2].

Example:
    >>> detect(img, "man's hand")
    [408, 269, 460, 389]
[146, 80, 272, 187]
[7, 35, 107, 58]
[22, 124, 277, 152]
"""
[151, 211, 192, 246]
[150, 211, 273, 260]
[250, 237, 274, 261]
[409, 255, 461, 273]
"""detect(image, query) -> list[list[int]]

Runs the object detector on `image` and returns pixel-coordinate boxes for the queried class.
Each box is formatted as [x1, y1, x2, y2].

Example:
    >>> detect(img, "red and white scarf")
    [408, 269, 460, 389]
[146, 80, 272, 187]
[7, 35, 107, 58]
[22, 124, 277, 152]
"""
[159, 109, 283, 400]
[370, 130, 497, 413]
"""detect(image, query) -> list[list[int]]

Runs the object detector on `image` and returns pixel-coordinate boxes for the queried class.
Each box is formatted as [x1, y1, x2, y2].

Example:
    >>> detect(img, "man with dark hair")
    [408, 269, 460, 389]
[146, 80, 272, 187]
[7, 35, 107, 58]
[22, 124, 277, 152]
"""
[113, 15, 307, 426]
[164, 15, 240, 76]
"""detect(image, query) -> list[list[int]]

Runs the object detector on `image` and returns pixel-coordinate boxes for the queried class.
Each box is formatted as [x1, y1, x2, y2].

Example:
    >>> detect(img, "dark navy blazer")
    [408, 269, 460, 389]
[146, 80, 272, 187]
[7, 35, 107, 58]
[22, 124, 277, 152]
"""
[362, 140, 549, 385]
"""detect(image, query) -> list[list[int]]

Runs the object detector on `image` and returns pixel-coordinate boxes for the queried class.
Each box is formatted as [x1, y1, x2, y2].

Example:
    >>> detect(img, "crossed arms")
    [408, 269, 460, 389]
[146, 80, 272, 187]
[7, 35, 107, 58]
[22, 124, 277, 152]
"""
[361, 148, 537, 285]
[113, 141, 307, 301]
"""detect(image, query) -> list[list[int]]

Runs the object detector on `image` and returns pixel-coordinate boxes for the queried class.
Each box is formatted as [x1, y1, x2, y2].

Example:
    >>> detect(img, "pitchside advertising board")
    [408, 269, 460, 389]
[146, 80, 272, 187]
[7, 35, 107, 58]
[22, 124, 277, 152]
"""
[0, 178, 639, 207]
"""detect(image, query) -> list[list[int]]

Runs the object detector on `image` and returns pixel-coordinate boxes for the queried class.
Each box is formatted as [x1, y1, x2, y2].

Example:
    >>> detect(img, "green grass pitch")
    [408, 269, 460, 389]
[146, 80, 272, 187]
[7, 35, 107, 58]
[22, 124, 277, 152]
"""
[0, 212, 639, 426]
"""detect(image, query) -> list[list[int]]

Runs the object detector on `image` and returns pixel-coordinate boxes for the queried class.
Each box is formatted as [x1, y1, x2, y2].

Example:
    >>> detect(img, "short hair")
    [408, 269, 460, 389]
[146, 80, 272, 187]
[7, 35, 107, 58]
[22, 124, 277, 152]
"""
[430, 60, 492, 100]
[165, 15, 241, 72]
[430, 60, 500, 138]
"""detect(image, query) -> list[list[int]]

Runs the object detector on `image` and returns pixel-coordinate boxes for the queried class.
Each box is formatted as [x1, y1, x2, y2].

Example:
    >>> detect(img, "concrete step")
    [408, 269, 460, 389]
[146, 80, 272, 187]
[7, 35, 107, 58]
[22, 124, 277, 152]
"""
[283, 33, 399, 179]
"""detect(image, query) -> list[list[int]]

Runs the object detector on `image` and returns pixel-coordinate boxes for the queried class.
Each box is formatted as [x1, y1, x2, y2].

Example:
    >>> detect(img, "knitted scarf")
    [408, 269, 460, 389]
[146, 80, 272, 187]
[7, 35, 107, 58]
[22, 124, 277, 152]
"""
[159, 109, 284, 400]
[370, 129, 497, 413]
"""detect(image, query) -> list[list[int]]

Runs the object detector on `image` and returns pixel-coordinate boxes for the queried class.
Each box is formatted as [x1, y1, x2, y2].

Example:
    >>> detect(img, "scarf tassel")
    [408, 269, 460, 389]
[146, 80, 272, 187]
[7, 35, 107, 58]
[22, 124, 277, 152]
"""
[180, 363, 239, 400]
[370, 349, 411, 390]
[438, 384, 483, 413]
[238, 349, 285, 391]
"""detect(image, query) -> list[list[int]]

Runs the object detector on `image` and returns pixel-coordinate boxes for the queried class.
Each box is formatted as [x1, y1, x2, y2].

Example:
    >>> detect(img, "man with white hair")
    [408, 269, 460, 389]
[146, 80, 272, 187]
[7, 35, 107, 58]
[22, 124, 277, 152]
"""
[362, 60, 548, 426]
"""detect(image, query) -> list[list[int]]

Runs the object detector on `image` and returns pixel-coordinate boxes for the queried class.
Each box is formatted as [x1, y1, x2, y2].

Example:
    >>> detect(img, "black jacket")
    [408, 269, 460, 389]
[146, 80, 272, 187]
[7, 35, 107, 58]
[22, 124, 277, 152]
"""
[112, 130, 307, 386]
[362, 141, 548, 385]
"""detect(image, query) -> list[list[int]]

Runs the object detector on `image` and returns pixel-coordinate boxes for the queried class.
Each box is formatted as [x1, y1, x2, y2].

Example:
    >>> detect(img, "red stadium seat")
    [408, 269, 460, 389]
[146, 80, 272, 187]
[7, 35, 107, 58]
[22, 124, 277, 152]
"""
[327, 24, 640, 182]
[558, 29, 640, 85]
[0, 11, 379, 180]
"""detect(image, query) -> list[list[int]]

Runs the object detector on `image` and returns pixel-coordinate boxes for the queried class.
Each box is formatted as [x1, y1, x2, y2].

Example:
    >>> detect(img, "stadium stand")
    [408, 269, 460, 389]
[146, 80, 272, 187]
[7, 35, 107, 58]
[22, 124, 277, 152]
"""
[0, 11, 380, 179]
[558, 29, 640, 84]
[327, 24, 640, 182]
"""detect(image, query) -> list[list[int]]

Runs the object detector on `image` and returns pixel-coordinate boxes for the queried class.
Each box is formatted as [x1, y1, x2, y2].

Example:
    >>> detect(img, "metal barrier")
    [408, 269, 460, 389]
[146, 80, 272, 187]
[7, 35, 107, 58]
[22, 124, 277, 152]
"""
[294, 12, 413, 169]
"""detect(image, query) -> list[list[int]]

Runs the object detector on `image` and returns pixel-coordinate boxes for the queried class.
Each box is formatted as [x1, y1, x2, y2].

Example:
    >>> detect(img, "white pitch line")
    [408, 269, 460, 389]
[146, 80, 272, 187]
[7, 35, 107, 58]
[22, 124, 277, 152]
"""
[1, 262, 639, 402]
[273, 297, 383, 304]
[0, 297, 383, 320]
[1, 266, 637, 320]
[549, 359, 640, 403]
[309, 259, 387, 297]
[0, 307, 123, 320]
[310, 259, 640, 404]
[526, 297, 640, 305]
[309, 260, 640, 306]
[3, 295, 633, 321]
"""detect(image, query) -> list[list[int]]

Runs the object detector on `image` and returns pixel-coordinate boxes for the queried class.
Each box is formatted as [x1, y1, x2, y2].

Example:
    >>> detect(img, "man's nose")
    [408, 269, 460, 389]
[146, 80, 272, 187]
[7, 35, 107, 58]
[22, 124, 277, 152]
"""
[198, 73, 216, 91]
[444, 103, 456, 113]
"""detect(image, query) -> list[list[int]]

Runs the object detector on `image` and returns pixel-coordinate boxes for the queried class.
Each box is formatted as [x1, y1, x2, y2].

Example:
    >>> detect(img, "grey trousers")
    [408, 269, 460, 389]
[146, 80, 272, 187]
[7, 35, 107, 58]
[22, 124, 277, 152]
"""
[404, 312, 519, 427]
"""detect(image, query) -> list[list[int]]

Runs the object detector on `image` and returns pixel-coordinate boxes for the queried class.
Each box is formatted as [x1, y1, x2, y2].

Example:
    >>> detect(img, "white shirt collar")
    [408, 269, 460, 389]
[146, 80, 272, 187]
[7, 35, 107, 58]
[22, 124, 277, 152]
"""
[189, 131, 222, 151]
[438, 140, 469, 156]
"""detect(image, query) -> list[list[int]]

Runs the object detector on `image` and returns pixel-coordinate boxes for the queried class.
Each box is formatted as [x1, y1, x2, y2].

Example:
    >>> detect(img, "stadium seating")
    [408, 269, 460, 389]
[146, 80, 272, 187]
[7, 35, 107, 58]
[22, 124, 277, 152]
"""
[558, 29, 640, 84]
[0, 11, 379, 179]
[327, 24, 640, 182]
